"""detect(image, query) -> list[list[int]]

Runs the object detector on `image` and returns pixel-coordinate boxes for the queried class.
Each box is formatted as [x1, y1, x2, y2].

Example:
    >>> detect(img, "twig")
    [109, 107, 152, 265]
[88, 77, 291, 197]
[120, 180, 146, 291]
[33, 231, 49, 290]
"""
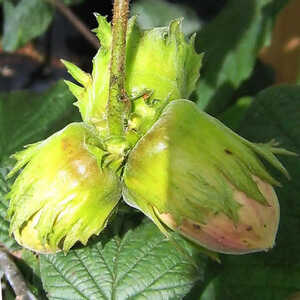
[0, 248, 36, 300]
[48, 0, 99, 49]
[107, 0, 130, 137]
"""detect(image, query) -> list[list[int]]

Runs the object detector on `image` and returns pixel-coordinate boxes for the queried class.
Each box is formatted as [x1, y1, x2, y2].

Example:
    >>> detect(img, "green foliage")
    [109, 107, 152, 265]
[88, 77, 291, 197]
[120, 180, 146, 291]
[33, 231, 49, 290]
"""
[0, 80, 80, 160]
[2, 0, 54, 52]
[0, 159, 19, 251]
[132, 0, 202, 35]
[193, 0, 290, 114]
[40, 220, 205, 300]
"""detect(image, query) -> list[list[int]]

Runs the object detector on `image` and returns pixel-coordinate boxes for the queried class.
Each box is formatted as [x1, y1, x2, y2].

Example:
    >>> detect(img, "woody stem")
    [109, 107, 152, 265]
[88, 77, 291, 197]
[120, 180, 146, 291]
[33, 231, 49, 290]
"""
[107, 0, 130, 137]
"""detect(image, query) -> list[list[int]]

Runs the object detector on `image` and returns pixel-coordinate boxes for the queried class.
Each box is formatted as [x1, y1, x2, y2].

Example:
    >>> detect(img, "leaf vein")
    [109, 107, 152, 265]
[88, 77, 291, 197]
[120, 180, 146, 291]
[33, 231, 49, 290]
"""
[43, 255, 88, 299]
[73, 251, 108, 300]
[115, 238, 167, 286]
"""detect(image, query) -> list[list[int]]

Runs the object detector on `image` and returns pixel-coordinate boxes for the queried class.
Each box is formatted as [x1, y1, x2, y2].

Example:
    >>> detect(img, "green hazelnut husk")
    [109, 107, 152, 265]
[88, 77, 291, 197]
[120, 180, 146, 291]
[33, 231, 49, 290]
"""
[7, 123, 121, 253]
[123, 100, 290, 254]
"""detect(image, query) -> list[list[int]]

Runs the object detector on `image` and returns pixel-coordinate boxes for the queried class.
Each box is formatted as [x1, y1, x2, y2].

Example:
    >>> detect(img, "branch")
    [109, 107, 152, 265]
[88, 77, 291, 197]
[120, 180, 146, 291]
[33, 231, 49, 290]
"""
[107, 0, 130, 137]
[0, 247, 36, 300]
[49, 0, 99, 49]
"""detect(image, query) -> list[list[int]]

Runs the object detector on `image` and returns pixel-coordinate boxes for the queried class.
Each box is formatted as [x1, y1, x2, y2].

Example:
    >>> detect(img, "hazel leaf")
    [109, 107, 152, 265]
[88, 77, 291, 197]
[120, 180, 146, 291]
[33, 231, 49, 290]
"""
[0, 80, 80, 160]
[194, 0, 290, 114]
[0, 159, 19, 251]
[40, 220, 205, 300]
[2, 0, 54, 52]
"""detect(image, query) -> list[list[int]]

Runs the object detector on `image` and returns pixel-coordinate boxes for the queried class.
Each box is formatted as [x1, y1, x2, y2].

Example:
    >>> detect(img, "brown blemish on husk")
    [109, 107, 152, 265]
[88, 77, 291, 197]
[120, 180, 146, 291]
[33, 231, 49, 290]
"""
[224, 149, 233, 155]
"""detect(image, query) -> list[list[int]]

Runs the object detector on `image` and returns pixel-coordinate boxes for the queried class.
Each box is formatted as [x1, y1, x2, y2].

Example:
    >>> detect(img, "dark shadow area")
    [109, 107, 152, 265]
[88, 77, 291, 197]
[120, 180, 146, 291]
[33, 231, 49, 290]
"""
[234, 60, 275, 100]
[15, 253, 47, 299]
[184, 257, 223, 299]
[203, 81, 235, 116]
[0, 0, 227, 93]
[0, 1, 114, 93]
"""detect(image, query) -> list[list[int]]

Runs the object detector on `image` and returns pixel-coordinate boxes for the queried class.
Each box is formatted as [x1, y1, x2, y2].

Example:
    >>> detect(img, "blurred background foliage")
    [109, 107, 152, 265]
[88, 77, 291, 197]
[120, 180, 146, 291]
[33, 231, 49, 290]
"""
[0, 0, 300, 299]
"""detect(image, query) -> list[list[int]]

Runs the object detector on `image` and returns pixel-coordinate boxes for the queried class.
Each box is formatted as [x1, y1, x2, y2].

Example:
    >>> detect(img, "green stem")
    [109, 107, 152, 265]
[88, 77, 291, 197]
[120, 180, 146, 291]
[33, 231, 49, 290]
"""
[107, 0, 130, 137]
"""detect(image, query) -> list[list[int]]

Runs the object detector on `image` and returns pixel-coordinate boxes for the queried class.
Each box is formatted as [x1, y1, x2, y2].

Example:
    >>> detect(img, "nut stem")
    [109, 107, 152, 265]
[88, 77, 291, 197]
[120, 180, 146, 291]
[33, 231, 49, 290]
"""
[107, 0, 130, 137]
